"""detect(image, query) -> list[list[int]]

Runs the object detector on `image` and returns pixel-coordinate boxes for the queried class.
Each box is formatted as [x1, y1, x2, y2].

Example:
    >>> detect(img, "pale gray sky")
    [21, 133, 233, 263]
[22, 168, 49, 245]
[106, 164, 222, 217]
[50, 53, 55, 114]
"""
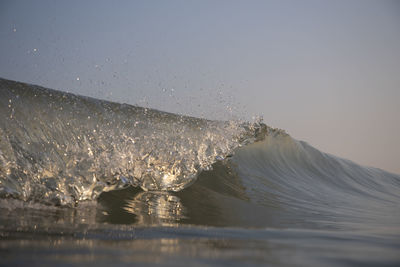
[1, 0, 399, 173]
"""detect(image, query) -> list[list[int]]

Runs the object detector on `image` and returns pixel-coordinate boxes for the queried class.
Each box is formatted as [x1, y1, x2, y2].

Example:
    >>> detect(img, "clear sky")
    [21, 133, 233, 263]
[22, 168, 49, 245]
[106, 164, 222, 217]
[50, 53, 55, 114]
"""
[1, 0, 399, 174]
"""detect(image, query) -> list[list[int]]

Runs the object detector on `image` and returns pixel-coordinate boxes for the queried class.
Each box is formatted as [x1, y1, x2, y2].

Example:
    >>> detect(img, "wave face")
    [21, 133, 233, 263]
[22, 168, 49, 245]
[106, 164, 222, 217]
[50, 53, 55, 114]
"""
[0, 78, 267, 205]
[1, 78, 400, 266]
[1, 77, 398, 227]
[228, 134, 400, 229]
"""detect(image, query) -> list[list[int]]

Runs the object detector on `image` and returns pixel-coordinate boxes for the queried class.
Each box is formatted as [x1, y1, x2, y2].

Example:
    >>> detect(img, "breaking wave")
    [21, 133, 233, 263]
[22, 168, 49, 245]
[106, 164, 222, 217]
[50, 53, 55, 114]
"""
[0, 78, 268, 205]
[1, 78, 399, 266]
[0, 77, 399, 231]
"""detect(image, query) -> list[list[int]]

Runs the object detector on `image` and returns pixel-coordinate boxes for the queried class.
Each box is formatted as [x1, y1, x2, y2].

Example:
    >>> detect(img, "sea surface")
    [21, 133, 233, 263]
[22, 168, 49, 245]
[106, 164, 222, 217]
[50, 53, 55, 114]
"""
[1, 78, 399, 266]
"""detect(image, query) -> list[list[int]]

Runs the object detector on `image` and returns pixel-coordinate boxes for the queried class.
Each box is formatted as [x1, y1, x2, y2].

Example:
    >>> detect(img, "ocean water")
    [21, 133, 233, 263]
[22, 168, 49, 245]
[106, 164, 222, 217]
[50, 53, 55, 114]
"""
[0, 78, 399, 266]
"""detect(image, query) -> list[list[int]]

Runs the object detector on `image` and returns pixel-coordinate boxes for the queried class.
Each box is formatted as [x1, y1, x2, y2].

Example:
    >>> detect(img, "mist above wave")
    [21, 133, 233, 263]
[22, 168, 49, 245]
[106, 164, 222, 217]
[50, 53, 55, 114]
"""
[0, 78, 269, 206]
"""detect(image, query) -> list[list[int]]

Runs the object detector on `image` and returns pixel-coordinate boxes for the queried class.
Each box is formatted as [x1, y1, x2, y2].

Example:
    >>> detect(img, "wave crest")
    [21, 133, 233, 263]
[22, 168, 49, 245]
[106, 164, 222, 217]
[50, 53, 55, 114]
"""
[0, 78, 269, 205]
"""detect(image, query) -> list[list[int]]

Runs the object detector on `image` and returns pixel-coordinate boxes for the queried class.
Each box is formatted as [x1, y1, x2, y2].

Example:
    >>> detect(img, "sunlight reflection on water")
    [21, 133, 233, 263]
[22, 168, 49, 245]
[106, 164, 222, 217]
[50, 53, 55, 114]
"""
[123, 191, 186, 226]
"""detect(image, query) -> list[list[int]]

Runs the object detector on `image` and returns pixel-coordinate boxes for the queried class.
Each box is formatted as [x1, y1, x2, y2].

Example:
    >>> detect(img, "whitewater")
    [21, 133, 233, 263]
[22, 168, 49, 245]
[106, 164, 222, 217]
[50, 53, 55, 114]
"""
[1, 78, 399, 266]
